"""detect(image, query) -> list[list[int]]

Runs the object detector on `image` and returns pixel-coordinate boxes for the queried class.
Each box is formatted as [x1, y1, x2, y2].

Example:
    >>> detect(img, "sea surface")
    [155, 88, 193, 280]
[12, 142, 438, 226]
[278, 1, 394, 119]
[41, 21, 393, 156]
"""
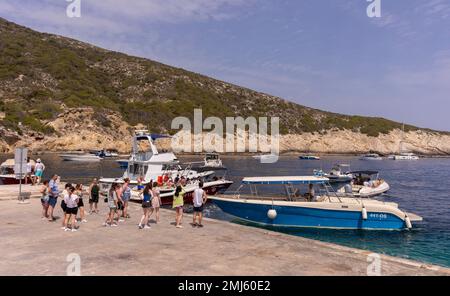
[1, 153, 450, 268]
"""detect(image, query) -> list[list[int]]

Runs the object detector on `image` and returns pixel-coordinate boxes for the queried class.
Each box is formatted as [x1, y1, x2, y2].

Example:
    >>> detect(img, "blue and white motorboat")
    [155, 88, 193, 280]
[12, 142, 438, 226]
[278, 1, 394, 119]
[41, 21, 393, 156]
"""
[209, 176, 422, 230]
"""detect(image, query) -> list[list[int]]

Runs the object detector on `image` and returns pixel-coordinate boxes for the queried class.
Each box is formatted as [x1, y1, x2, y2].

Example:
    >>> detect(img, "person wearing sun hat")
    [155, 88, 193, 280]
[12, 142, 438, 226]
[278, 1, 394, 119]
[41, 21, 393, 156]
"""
[34, 158, 45, 185]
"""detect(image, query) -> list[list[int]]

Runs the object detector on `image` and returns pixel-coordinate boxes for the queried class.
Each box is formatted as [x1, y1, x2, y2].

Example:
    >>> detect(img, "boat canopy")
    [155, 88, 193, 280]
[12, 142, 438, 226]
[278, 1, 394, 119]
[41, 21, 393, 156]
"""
[242, 176, 329, 185]
[349, 170, 378, 175]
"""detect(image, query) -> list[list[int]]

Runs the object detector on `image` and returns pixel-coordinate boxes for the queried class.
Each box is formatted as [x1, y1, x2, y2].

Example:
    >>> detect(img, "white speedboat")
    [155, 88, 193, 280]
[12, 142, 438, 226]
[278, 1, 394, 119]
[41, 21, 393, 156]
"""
[252, 154, 279, 163]
[360, 153, 383, 160]
[99, 131, 233, 204]
[210, 176, 422, 230]
[322, 164, 353, 183]
[392, 153, 419, 160]
[191, 153, 227, 172]
[60, 153, 102, 162]
[0, 159, 35, 185]
[338, 170, 390, 198]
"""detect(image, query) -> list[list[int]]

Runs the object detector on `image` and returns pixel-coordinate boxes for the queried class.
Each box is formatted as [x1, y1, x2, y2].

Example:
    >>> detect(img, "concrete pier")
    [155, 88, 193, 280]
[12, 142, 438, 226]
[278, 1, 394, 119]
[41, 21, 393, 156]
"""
[0, 197, 449, 276]
[0, 184, 41, 201]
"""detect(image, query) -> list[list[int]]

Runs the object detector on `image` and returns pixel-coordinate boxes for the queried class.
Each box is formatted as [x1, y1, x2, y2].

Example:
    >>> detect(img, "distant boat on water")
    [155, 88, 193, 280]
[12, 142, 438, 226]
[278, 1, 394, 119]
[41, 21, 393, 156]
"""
[299, 155, 320, 160]
[391, 124, 420, 160]
[360, 153, 383, 160]
[59, 153, 102, 162]
[253, 154, 279, 162]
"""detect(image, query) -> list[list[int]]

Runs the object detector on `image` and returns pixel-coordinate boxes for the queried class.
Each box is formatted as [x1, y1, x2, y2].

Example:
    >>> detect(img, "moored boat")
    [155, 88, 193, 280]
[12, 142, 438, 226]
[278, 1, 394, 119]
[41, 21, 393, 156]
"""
[299, 155, 320, 160]
[99, 130, 233, 204]
[338, 170, 390, 198]
[392, 153, 420, 160]
[390, 124, 420, 160]
[60, 153, 102, 162]
[0, 159, 34, 185]
[360, 153, 383, 160]
[209, 176, 422, 230]
[190, 153, 227, 172]
[320, 164, 353, 183]
[252, 154, 279, 163]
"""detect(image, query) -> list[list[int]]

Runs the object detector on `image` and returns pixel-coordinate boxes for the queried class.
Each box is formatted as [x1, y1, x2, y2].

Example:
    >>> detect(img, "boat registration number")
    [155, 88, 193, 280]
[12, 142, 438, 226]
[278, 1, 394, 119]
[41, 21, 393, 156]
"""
[369, 213, 388, 220]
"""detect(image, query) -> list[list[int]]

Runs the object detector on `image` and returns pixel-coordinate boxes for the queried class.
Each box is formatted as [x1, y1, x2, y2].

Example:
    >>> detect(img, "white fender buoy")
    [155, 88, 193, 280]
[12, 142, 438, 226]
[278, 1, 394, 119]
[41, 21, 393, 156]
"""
[267, 209, 277, 220]
[362, 206, 368, 220]
[405, 214, 412, 229]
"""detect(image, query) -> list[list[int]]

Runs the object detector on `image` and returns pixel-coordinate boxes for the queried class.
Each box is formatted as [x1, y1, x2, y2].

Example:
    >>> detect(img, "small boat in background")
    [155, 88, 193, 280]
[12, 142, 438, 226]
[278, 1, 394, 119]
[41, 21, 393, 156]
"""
[252, 154, 279, 163]
[338, 170, 390, 198]
[392, 153, 419, 160]
[360, 153, 383, 160]
[210, 176, 421, 230]
[299, 155, 320, 160]
[0, 159, 34, 185]
[390, 124, 419, 160]
[321, 164, 353, 183]
[192, 153, 227, 172]
[94, 149, 119, 158]
[60, 153, 102, 162]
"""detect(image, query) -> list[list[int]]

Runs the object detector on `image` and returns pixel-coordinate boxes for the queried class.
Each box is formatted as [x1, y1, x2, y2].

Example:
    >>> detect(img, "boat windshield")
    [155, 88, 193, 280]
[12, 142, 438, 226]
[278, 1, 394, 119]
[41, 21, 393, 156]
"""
[126, 163, 149, 180]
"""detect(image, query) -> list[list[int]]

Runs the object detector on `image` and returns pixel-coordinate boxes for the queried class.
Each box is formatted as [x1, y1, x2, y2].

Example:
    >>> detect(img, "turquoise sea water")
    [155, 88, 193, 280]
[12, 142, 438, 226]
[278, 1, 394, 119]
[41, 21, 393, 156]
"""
[1, 154, 449, 267]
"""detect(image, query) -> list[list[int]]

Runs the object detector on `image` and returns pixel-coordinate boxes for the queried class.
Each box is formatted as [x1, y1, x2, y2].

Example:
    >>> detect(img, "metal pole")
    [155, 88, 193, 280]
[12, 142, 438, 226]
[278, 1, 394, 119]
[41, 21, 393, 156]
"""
[19, 148, 23, 203]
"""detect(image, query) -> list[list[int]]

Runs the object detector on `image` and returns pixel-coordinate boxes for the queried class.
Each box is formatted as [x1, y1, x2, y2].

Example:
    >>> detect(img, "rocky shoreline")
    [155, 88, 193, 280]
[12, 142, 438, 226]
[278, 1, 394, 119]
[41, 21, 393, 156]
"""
[1, 108, 449, 156]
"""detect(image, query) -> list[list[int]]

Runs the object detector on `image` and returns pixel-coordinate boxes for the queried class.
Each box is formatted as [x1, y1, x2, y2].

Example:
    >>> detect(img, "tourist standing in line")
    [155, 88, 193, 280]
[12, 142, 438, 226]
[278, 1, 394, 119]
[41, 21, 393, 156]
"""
[192, 181, 207, 227]
[104, 183, 119, 227]
[34, 159, 45, 185]
[88, 178, 100, 214]
[138, 183, 153, 229]
[61, 183, 72, 228]
[63, 186, 79, 232]
[173, 185, 185, 228]
[149, 181, 162, 224]
[115, 183, 125, 223]
[25, 157, 34, 185]
[121, 178, 132, 219]
[47, 174, 59, 222]
[40, 180, 50, 220]
[75, 184, 87, 223]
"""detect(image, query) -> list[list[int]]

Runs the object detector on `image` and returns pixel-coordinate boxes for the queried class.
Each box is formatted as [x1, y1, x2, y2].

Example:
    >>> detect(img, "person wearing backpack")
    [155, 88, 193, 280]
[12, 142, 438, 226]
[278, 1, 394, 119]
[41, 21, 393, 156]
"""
[138, 183, 153, 230]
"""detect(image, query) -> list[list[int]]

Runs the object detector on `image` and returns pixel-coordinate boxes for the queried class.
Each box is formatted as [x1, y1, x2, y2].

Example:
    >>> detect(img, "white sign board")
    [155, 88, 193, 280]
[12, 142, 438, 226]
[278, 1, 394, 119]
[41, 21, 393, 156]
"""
[14, 148, 28, 180]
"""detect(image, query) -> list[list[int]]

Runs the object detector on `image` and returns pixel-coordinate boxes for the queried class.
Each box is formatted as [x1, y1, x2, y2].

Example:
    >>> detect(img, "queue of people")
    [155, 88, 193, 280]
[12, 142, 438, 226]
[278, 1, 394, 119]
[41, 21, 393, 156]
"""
[38, 174, 209, 232]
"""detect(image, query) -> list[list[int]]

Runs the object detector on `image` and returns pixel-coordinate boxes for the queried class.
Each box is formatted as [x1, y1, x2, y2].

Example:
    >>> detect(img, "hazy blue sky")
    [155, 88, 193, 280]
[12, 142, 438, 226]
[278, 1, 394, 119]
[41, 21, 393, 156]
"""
[1, 0, 449, 131]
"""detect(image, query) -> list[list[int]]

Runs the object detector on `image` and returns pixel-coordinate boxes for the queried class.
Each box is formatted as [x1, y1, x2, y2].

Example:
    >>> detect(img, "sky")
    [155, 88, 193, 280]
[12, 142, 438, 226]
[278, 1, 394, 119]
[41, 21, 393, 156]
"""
[0, 0, 449, 131]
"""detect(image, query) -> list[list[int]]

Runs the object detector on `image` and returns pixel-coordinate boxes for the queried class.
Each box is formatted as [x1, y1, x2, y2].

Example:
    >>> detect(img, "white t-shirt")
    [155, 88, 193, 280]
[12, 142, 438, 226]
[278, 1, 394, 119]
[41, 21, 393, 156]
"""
[193, 188, 205, 207]
[35, 163, 44, 171]
[64, 193, 79, 208]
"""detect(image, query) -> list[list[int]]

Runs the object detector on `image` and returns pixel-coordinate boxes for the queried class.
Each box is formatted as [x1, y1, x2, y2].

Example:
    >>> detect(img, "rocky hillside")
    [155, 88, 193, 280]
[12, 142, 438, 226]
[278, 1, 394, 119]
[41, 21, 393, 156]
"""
[0, 17, 449, 155]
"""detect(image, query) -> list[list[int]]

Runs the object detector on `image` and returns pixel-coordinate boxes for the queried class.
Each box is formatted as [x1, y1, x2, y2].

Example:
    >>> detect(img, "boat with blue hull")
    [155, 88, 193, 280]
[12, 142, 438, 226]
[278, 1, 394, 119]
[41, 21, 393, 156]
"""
[210, 176, 422, 230]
